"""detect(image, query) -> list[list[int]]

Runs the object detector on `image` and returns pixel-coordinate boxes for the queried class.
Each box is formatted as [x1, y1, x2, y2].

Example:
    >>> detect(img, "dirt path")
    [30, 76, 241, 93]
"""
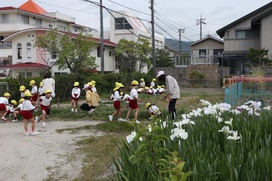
[0, 120, 105, 181]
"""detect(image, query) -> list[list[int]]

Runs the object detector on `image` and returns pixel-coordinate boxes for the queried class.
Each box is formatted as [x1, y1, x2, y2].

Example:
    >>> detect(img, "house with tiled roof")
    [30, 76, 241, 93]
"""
[191, 35, 223, 65]
[216, 2, 272, 75]
[0, 0, 117, 77]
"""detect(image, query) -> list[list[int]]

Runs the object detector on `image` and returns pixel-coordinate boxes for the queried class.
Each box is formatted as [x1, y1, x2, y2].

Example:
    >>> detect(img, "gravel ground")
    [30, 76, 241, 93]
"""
[0, 120, 105, 181]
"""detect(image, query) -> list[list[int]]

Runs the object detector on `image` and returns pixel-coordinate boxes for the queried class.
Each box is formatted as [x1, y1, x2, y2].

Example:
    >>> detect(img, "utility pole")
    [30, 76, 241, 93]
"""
[178, 28, 185, 65]
[150, 0, 156, 76]
[100, 0, 104, 74]
[196, 14, 206, 40]
[81, 0, 104, 74]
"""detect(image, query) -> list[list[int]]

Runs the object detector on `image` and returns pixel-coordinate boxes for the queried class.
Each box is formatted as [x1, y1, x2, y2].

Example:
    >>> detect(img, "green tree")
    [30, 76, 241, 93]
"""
[115, 38, 151, 73]
[34, 29, 97, 74]
[247, 48, 272, 67]
[155, 48, 175, 67]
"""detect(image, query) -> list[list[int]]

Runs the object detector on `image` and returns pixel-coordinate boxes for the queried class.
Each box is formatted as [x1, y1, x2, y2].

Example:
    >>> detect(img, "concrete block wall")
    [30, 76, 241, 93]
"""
[157, 66, 230, 87]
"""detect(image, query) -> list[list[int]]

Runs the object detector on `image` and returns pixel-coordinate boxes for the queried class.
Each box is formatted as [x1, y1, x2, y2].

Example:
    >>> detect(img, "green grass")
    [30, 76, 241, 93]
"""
[48, 90, 224, 180]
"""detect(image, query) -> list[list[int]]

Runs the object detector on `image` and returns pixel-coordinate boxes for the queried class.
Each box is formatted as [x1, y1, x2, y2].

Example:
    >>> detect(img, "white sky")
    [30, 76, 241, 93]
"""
[1, 0, 272, 41]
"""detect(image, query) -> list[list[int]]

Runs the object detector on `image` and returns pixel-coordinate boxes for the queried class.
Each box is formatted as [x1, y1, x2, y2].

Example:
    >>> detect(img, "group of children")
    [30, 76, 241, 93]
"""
[108, 80, 162, 123]
[0, 80, 53, 136]
[137, 78, 165, 95]
[70, 80, 100, 114]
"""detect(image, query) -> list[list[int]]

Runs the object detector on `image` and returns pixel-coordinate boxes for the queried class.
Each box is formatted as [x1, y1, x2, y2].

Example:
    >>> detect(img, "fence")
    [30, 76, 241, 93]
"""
[222, 76, 272, 106]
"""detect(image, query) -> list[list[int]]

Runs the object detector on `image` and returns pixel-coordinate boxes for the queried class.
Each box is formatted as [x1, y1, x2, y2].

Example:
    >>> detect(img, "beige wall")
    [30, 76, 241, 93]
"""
[260, 14, 272, 59]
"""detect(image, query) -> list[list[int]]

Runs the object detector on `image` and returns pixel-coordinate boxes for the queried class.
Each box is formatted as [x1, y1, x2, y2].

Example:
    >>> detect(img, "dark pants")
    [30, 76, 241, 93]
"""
[80, 103, 95, 111]
[168, 99, 177, 120]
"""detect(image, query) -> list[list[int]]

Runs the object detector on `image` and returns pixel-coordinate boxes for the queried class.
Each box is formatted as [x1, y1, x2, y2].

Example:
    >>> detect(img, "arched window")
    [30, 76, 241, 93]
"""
[17, 43, 22, 59]
[26, 43, 31, 58]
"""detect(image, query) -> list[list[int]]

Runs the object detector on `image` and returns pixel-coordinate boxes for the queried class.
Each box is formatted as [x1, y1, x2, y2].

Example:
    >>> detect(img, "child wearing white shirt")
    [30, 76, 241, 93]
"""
[71, 82, 81, 112]
[21, 92, 38, 136]
[36, 90, 52, 127]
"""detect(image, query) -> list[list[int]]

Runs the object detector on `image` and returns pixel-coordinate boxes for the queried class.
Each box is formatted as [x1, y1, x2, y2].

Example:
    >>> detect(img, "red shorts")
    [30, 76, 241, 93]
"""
[0, 104, 6, 111]
[31, 94, 38, 102]
[71, 94, 79, 101]
[129, 99, 138, 109]
[21, 110, 33, 119]
[114, 101, 121, 109]
[41, 105, 50, 112]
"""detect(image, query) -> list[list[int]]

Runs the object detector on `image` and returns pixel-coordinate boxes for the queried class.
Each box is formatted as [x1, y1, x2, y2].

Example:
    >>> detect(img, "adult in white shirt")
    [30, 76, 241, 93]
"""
[41, 72, 55, 97]
[157, 70, 180, 120]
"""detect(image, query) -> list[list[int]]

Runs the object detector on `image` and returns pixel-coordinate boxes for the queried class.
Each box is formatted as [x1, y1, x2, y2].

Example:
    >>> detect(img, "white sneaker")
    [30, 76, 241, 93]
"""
[108, 115, 113, 121]
[31, 131, 39, 135]
[117, 118, 125, 122]
[71, 108, 74, 112]
[135, 120, 141, 124]
[25, 132, 29, 136]
[42, 122, 46, 127]
[75, 109, 78, 112]
[88, 109, 95, 114]
[12, 119, 18, 122]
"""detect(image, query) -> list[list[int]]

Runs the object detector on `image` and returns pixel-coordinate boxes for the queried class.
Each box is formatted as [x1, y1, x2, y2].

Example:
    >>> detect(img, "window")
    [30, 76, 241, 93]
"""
[199, 49, 206, 57]
[0, 36, 11, 48]
[18, 72, 32, 78]
[35, 18, 42, 27]
[109, 51, 112, 57]
[236, 30, 255, 39]
[1, 14, 9, 23]
[26, 43, 31, 58]
[17, 43, 22, 59]
[54, 72, 68, 76]
[213, 49, 223, 56]
[57, 24, 66, 31]
[21, 15, 29, 24]
[115, 17, 132, 30]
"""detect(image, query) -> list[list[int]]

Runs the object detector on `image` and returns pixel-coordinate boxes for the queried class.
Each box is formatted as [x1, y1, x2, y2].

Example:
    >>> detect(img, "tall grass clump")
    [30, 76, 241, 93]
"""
[110, 100, 272, 181]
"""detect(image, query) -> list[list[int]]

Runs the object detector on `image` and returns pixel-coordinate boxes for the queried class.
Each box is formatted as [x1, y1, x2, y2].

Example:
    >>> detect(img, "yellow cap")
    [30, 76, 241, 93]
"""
[24, 91, 31, 97]
[74, 82, 79, 86]
[4, 92, 11, 97]
[19, 85, 25, 91]
[140, 78, 144, 81]
[152, 78, 156, 82]
[29, 80, 35, 85]
[11, 100, 17, 105]
[45, 90, 52, 94]
[19, 98, 24, 103]
[116, 83, 124, 89]
[39, 82, 43, 87]
[145, 102, 151, 109]
[131, 80, 139, 85]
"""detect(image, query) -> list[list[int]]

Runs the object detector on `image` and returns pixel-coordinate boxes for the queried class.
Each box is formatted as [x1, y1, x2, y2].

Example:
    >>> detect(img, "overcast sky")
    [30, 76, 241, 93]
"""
[1, 0, 272, 41]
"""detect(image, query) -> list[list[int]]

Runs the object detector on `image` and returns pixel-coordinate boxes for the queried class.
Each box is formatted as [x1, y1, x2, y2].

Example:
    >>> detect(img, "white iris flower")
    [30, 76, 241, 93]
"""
[227, 131, 240, 141]
[170, 128, 188, 141]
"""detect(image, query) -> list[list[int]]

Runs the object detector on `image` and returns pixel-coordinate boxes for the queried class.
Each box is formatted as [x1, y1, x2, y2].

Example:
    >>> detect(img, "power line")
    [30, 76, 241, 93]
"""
[154, 22, 178, 41]
[107, 0, 150, 16]
[34, 0, 99, 15]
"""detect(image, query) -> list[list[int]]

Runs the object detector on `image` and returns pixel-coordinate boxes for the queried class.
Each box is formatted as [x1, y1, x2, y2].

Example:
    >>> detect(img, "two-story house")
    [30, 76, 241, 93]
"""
[100, 10, 165, 73]
[0, 0, 117, 77]
[191, 35, 223, 65]
[216, 2, 272, 75]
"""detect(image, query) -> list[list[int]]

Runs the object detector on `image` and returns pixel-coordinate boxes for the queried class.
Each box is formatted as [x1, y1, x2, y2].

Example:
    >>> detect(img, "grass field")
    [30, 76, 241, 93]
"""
[49, 88, 224, 180]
